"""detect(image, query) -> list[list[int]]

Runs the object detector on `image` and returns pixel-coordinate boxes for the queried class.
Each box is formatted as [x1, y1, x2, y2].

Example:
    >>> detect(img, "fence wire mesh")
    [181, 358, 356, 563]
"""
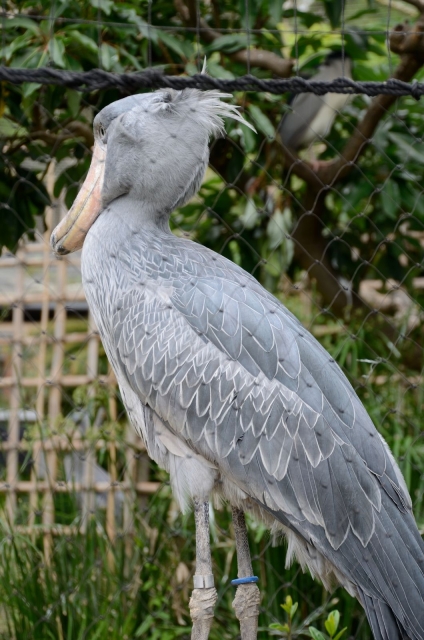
[1, 0, 424, 639]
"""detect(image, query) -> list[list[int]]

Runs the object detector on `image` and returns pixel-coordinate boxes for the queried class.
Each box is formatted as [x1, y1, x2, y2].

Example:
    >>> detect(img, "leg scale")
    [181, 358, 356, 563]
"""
[232, 583, 261, 640]
[231, 507, 261, 640]
[189, 587, 218, 640]
[190, 500, 217, 640]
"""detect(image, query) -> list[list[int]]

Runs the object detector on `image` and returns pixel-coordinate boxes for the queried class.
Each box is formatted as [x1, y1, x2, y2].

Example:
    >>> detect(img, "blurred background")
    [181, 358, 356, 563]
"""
[1, 0, 424, 638]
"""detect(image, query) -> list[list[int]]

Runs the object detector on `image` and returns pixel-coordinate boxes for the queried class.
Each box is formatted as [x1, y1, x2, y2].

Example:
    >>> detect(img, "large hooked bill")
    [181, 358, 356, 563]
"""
[50, 142, 106, 255]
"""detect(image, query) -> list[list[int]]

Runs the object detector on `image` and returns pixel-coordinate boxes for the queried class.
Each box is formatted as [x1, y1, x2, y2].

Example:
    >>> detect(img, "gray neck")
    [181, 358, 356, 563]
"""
[105, 194, 172, 235]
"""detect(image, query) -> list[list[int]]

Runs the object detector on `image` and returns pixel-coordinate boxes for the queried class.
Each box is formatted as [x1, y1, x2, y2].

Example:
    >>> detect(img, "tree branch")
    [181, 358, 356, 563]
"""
[376, 0, 421, 16]
[5, 121, 94, 156]
[290, 191, 423, 369]
[275, 12, 424, 358]
[186, 0, 198, 26]
[291, 192, 352, 315]
[390, 18, 424, 54]
[281, 16, 424, 190]
[401, 0, 424, 12]
[174, 0, 293, 77]
[231, 49, 293, 77]
[316, 52, 424, 186]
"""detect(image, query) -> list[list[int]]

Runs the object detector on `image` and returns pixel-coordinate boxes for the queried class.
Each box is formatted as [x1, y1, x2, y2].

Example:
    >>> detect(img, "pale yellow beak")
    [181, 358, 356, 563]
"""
[50, 142, 106, 255]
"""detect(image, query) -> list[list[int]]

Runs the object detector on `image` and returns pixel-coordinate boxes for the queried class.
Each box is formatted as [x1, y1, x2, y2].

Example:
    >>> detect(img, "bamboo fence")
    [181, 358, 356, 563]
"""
[0, 225, 159, 554]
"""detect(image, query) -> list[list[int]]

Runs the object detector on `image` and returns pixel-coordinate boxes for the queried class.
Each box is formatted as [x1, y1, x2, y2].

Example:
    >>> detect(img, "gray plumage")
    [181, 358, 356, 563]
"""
[52, 89, 424, 640]
[279, 53, 352, 151]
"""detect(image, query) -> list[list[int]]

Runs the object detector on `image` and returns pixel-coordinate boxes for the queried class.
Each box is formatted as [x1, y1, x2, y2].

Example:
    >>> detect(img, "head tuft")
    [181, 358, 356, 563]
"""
[170, 88, 257, 138]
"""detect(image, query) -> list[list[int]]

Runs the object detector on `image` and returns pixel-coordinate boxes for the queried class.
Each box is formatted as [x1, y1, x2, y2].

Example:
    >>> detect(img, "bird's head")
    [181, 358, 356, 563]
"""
[51, 89, 254, 255]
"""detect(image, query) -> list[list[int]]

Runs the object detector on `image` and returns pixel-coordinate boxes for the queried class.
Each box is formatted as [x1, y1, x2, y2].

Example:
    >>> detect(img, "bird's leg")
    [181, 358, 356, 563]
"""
[231, 507, 261, 640]
[189, 499, 217, 640]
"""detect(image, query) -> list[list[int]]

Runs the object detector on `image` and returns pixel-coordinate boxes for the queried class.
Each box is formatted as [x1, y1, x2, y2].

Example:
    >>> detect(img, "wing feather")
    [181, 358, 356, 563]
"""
[110, 262, 411, 559]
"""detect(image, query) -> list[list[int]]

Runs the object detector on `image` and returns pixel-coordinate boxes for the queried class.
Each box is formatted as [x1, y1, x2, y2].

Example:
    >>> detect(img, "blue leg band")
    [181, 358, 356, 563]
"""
[231, 576, 259, 586]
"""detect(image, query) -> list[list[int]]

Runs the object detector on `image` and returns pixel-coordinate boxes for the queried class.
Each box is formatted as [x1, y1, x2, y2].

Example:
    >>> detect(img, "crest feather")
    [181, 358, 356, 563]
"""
[170, 88, 257, 137]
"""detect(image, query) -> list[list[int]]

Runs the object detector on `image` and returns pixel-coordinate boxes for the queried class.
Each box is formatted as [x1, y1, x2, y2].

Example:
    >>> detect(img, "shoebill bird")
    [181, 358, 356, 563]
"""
[51, 89, 424, 640]
[279, 52, 352, 156]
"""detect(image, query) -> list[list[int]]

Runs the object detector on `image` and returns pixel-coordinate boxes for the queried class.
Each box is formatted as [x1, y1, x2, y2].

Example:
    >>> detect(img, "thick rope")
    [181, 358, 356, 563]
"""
[0, 66, 423, 98]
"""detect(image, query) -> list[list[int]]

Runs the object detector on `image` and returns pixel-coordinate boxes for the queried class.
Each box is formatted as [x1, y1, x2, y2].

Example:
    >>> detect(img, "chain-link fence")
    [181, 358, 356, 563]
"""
[1, 1, 424, 638]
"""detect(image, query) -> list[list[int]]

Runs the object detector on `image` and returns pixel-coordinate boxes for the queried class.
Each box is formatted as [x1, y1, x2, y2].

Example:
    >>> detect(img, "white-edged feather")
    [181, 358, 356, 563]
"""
[169, 88, 257, 136]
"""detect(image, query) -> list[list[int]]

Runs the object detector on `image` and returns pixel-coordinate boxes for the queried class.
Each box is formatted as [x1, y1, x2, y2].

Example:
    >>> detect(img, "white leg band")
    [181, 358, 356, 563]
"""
[193, 574, 215, 589]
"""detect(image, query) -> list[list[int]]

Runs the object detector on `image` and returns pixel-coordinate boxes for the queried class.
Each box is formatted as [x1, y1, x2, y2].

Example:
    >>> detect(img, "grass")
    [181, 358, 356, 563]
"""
[0, 479, 370, 640]
[0, 495, 193, 640]
[0, 507, 361, 640]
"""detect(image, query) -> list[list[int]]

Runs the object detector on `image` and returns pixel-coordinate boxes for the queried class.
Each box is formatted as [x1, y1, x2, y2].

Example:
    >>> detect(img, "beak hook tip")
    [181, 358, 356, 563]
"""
[50, 232, 70, 256]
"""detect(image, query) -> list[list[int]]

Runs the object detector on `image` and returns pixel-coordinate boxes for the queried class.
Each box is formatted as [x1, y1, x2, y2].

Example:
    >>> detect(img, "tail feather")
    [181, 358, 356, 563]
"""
[333, 499, 424, 639]
[360, 592, 409, 640]
[361, 593, 386, 640]
[375, 599, 402, 640]
[264, 483, 424, 639]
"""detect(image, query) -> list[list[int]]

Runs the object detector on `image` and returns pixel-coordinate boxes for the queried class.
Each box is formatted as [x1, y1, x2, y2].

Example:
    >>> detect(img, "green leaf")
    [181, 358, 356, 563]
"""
[65, 89, 82, 118]
[49, 0, 70, 20]
[241, 126, 257, 153]
[207, 61, 235, 80]
[281, 594, 294, 613]
[89, 0, 114, 15]
[229, 240, 242, 265]
[49, 37, 66, 68]
[157, 31, 188, 60]
[67, 30, 99, 56]
[240, 200, 260, 229]
[119, 46, 144, 71]
[380, 180, 400, 220]
[10, 43, 42, 68]
[333, 627, 347, 640]
[135, 615, 155, 636]
[343, 180, 374, 210]
[269, 0, 283, 23]
[389, 132, 424, 165]
[238, 0, 260, 30]
[206, 34, 256, 54]
[348, 7, 377, 21]
[269, 622, 290, 631]
[344, 31, 369, 61]
[282, 9, 323, 28]
[2, 35, 33, 62]
[21, 82, 42, 98]
[320, 0, 345, 28]
[267, 208, 289, 250]
[185, 62, 199, 76]
[4, 17, 40, 36]
[100, 43, 119, 71]
[325, 610, 340, 637]
[309, 627, 327, 640]
[0, 118, 27, 139]
[122, 9, 158, 41]
[248, 105, 275, 139]
[354, 62, 386, 82]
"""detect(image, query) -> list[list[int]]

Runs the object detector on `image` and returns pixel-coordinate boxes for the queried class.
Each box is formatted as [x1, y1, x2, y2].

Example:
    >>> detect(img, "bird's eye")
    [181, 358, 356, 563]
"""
[98, 124, 106, 139]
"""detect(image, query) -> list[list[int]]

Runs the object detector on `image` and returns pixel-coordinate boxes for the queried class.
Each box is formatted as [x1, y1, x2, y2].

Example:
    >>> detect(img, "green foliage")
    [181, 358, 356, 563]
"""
[1, 0, 419, 268]
[0, 509, 194, 639]
[321, 0, 345, 29]
[0, 152, 49, 251]
[269, 595, 347, 640]
[3, 0, 423, 333]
